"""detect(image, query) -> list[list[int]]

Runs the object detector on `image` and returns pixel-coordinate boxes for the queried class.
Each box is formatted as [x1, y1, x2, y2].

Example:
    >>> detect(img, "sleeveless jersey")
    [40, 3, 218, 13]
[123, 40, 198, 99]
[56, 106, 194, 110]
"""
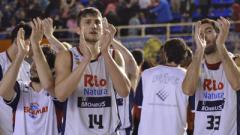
[194, 63, 239, 135]
[138, 65, 188, 135]
[0, 51, 30, 135]
[6, 82, 59, 135]
[116, 93, 131, 129]
[63, 47, 120, 135]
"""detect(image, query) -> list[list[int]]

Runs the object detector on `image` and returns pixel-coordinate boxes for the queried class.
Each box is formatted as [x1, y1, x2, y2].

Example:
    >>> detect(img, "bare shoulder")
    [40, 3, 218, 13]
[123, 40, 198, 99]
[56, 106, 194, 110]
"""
[234, 54, 240, 67]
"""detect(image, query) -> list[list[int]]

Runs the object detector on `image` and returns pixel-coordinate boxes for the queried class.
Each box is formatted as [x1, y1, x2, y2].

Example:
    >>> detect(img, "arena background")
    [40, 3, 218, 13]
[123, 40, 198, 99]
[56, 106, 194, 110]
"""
[0, 0, 240, 60]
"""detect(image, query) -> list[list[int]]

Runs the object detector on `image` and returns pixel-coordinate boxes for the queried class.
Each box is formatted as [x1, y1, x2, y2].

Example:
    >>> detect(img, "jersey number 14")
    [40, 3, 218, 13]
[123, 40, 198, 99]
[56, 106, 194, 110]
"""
[88, 114, 104, 129]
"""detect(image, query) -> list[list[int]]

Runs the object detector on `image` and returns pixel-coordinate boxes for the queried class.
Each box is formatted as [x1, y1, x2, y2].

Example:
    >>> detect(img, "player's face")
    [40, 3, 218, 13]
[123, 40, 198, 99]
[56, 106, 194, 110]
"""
[80, 15, 103, 43]
[200, 23, 218, 55]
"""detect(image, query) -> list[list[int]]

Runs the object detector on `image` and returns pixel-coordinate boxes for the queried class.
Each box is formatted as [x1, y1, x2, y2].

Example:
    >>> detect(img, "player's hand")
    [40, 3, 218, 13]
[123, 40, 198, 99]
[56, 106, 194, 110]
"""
[216, 17, 230, 47]
[194, 21, 206, 51]
[30, 18, 44, 45]
[17, 28, 30, 57]
[100, 18, 114, 53]
[42, 17, 55, 38]
[80, 31, 92, 61]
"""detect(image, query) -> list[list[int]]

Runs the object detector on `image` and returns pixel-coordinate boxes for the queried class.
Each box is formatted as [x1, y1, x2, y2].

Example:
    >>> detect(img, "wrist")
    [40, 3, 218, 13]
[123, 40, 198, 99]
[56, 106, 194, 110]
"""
[81, 57, 91, 63]
[45, 34, 54, 40]
[17, 53, 26, 59]
[31, 41, 41, 47]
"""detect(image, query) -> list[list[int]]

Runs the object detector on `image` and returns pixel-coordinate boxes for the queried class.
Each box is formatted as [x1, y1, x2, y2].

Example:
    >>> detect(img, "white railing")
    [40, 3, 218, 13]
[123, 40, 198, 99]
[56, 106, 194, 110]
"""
[0, 21, 240, 42]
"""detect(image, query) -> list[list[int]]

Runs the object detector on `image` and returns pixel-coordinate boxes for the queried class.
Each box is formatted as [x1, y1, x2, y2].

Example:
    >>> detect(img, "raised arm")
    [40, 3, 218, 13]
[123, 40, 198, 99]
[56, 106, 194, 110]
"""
[182, 21, 206, 96]
[42, 18, 67, 52]
[215, 17, 240, 91]
[100, 20, 131, 97]
[54, 32, 91, 102]
[0, 28, 29, 101]
[112, 38, 139, 90]
[30, 18, 55, 95]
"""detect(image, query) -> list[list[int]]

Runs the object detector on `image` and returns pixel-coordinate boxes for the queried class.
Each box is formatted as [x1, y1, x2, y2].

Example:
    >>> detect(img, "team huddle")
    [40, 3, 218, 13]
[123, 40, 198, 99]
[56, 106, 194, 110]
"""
[0, 7, 239, 135]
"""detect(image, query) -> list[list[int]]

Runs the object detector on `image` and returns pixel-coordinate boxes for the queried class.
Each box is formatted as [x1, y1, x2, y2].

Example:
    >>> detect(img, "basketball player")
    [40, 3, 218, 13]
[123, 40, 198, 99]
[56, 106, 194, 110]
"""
[182, 17, 240, 135]
[108, 23, 138, 135]
[0, 22, 32, 135]
[0, 18, 60, 135]
[131, 49, 144, 135]
[54, 7, 131, 135]
[136, 38, 189, 135]
[112, 38, 138, 135]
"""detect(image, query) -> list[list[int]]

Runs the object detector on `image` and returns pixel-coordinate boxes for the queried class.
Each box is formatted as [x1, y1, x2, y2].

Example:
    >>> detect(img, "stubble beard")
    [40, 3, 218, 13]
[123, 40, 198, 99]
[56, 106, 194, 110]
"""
[204, 44, 217, 55]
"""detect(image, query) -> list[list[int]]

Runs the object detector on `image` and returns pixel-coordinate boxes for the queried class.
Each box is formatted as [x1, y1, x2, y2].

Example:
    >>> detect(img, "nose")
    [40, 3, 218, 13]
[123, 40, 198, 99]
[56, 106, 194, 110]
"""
[92, 23, 97, 29]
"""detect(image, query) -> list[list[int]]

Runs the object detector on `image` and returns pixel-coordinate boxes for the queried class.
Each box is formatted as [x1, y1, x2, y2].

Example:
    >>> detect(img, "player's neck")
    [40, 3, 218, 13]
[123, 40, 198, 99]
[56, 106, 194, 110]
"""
[81, 42, 101, 60]
[6, 44, 18, 62]
[31, 82, 42, 92]
[204, 51, 221, 64]
[164, 62, 178, 67]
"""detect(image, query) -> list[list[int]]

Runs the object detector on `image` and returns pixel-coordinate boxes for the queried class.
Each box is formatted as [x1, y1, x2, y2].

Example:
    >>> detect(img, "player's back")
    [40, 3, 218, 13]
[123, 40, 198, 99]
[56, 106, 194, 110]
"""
[138, 65, 188, 135]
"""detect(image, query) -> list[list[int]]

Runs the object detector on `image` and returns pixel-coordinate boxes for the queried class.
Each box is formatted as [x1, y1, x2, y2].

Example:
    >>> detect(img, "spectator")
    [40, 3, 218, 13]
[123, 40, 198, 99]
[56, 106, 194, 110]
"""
[232, 3, 240, 53]
[199, 0, 211, 19]
[149, 0, 173, 23]
[128, 12, 141, 36]
[139, 0, 151, 9]
[104, 1, 120, 25]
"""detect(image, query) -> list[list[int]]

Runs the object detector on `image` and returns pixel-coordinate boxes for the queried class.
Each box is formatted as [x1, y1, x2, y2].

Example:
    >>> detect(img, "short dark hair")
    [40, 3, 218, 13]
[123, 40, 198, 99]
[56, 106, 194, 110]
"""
[200, 18, 220, 33]
[180, 47, 193, 68]
[131, 49, 144, 66]
[163, 38, 187, 65]
[77, 7, 102, 26]
[11, 21, 32, 43]
[41, 46, 56, 70]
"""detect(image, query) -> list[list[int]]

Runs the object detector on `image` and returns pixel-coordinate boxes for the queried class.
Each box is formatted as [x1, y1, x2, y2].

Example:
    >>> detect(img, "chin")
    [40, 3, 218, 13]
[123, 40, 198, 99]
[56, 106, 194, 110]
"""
[204, 45, 217, 55]
[85, 37, 99, 43]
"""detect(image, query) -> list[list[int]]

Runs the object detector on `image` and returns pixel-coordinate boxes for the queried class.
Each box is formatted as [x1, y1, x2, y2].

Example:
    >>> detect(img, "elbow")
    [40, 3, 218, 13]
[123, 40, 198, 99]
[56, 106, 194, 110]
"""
[230, 81, 240, 91]
[118, 82, 131, 98]
[119, 89, 129, 97]
[182, 85, 195, 96]
[54, 89, 67, 102]
[43, 82, 54, 92]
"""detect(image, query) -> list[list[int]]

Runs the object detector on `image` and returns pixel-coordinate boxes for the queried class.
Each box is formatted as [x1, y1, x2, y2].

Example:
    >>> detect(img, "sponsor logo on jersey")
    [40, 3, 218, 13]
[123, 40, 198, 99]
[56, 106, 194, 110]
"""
[202, 79, 225, 100]
[152, 73, 180, 85]
[78, 96, 111, 108]
[203, 79, 224, 91]
[24, 103, 48, 118]
[156, 88, 168, 101]
[83, 74, 108, 96]
[84, 88, 108, 96]
[84, 74, 107, 87]
[196, 99, 225, 112]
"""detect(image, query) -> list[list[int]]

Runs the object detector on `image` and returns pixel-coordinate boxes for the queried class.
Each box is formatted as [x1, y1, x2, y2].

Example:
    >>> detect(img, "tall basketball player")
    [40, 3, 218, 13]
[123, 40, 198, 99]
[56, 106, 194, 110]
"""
[182, 17, 240, 135]
[54, 7, 131, 135]
[0, 22, 32, 135]
[136, 38, 189, 135]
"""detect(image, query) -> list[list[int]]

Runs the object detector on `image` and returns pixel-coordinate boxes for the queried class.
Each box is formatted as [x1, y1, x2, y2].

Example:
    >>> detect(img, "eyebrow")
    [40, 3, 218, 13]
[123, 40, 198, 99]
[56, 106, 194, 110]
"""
[205, 27, 213, 31]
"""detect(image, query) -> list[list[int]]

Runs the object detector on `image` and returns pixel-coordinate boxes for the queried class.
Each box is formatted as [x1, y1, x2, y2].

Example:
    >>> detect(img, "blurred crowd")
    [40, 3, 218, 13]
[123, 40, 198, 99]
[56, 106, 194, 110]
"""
[0, 0, 240, 36]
